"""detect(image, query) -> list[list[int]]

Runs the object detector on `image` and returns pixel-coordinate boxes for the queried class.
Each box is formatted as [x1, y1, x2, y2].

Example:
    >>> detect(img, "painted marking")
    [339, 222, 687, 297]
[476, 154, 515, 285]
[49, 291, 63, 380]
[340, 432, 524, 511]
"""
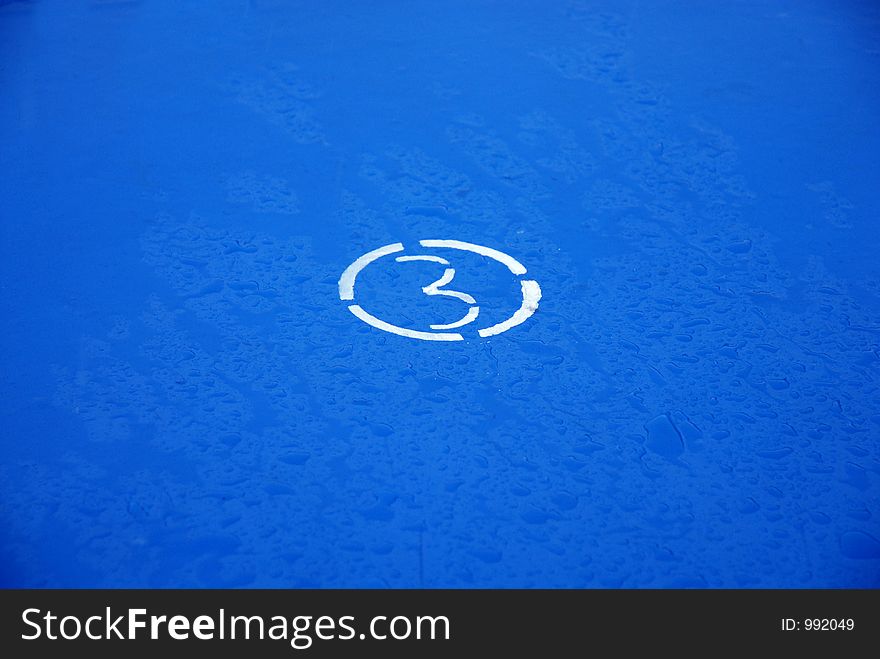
[419, 239, 528, 275]
[348, 304, 463, 341]
[395, 260, 481, 330]
[478, 280, 542, 337]
[338, 242, 404, 301]
[422, 268, 477, 305]
[420, 267, 480, 329]
[340, 240, 540, 341]
[395, 255, 450, 265]
[431, 306, 480, 330]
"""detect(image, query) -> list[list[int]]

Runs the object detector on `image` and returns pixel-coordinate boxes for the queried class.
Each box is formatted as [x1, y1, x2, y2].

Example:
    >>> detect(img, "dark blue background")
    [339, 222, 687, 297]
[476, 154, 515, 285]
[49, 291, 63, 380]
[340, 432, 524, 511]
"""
[2, 0, 879, 587]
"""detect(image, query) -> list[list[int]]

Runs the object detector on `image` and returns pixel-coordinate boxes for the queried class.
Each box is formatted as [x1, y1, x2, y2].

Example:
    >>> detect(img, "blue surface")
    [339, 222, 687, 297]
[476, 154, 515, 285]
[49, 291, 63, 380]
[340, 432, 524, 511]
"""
[2, 0, 880, 588]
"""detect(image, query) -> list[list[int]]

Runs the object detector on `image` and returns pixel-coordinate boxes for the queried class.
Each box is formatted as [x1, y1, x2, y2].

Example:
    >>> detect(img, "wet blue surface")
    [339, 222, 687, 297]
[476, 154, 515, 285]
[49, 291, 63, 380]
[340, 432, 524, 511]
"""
[2, 0, 879, 587]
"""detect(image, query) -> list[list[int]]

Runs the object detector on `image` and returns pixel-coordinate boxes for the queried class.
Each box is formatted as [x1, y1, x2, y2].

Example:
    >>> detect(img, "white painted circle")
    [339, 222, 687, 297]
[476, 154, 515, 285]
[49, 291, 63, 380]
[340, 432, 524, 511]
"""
[338, 240, 541, 341]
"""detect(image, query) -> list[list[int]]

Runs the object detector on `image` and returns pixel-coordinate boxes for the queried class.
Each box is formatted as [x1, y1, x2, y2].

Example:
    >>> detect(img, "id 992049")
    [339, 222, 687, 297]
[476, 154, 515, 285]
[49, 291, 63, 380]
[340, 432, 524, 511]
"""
[781, 618, 856, 632]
